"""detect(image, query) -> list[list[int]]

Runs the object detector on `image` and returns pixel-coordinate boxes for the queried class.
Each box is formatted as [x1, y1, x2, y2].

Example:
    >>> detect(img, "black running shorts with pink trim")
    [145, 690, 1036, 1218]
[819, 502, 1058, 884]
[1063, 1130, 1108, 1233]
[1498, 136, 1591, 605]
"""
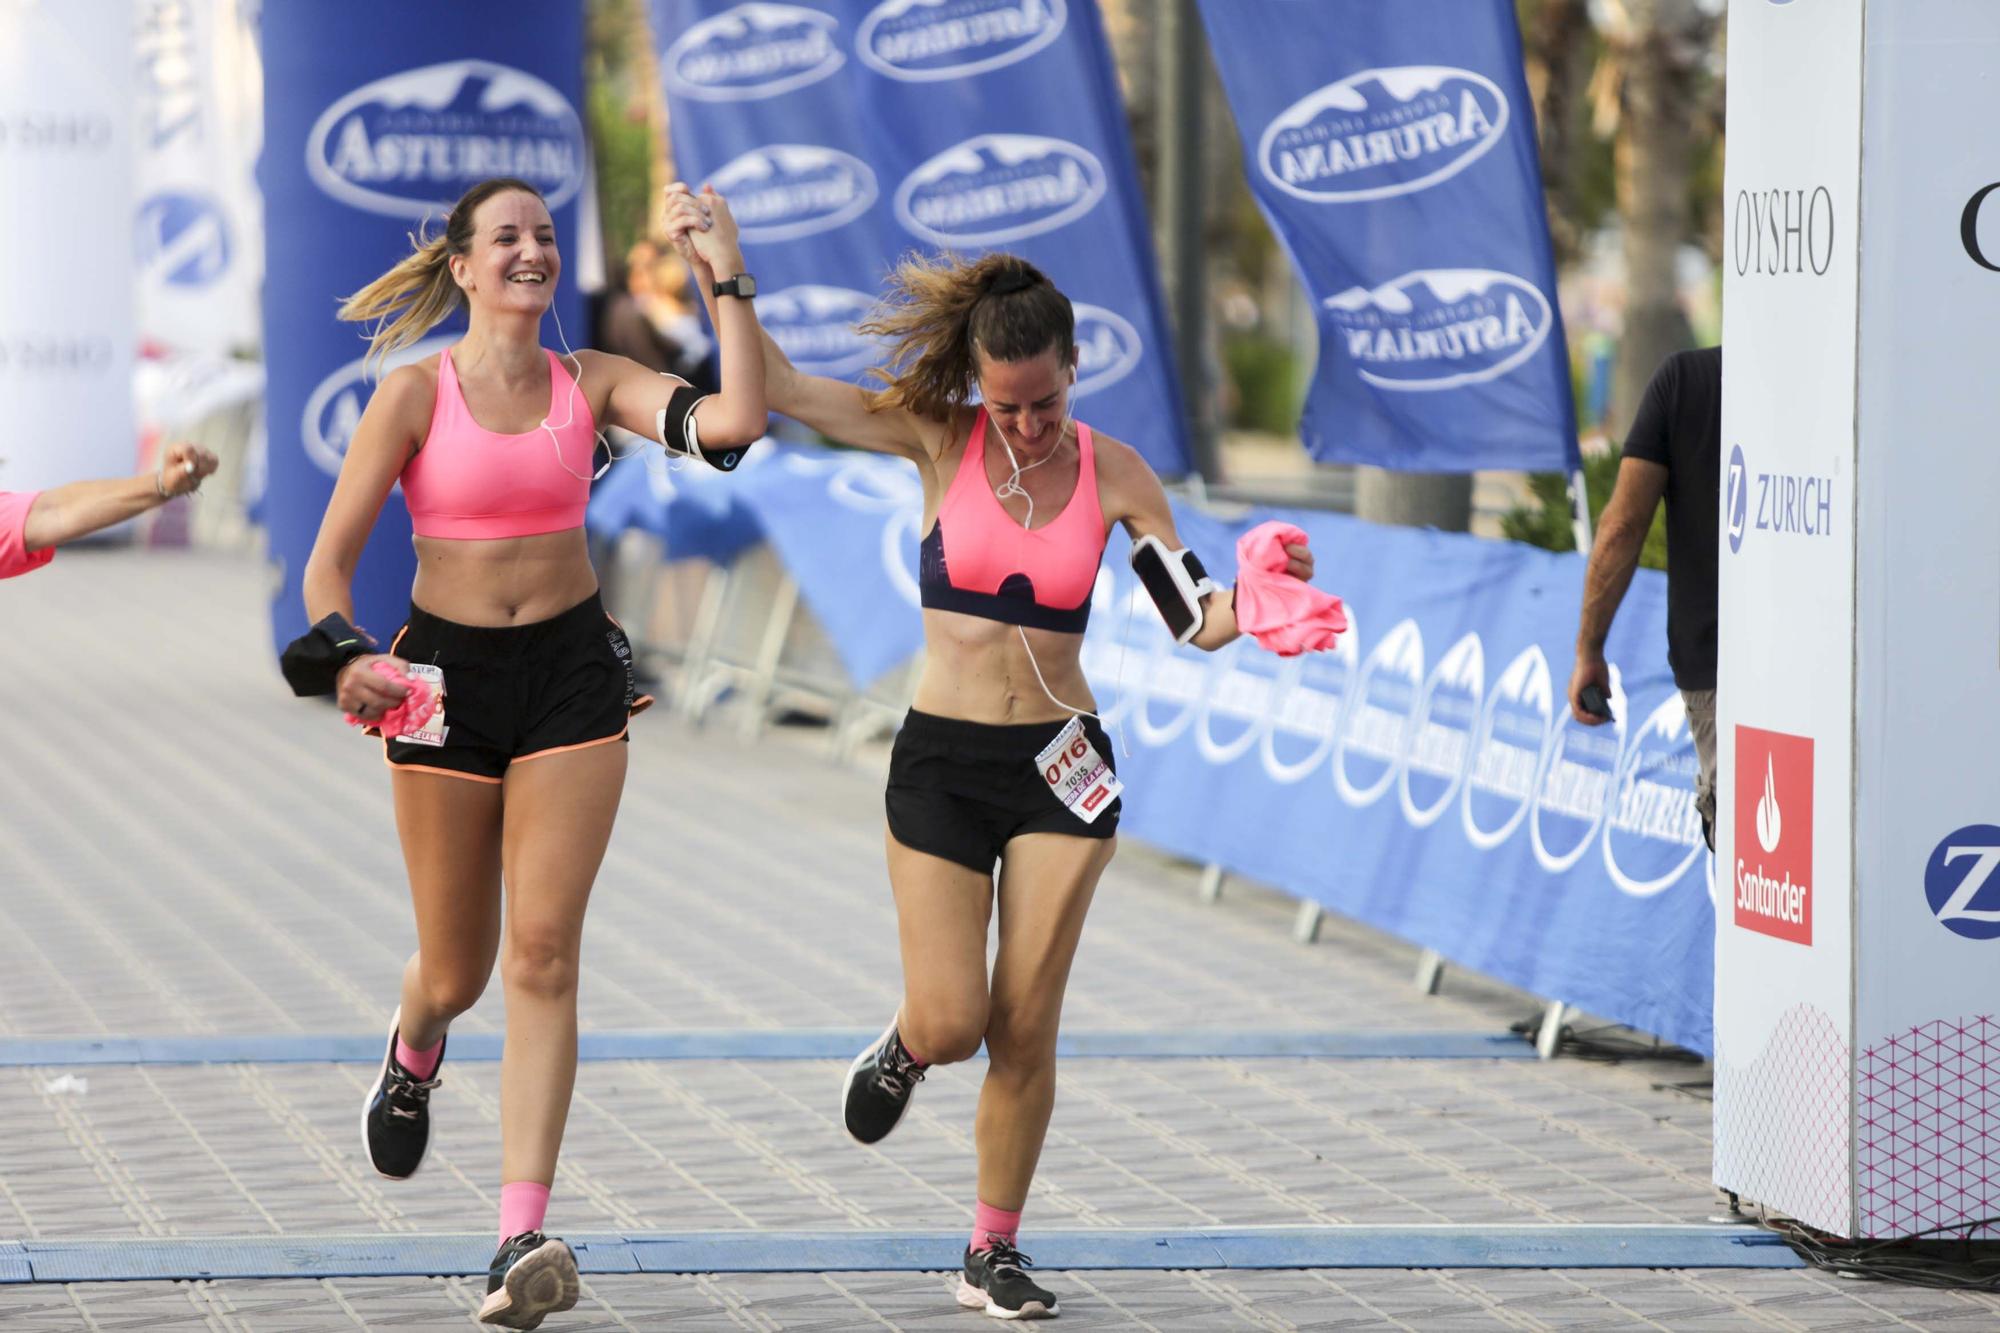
[885, 709, 1120, 873]
[379, 593, 652, 783]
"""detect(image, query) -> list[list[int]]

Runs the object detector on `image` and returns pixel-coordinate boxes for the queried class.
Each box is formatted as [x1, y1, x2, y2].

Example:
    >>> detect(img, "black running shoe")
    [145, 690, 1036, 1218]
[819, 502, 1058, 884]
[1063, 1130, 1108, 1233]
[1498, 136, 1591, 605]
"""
[957, 1241, 1058, 1320]
[478, 1231, 580, 1329]
[841, 1019, 927, 1144]
[360, 1008, 443, 1180]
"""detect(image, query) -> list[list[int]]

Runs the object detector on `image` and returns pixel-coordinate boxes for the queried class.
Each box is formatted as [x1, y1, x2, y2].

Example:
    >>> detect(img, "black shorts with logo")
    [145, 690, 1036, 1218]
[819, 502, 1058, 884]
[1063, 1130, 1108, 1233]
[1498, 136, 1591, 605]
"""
[380, 593, 652, 783]
[885, 709, 1120, 874]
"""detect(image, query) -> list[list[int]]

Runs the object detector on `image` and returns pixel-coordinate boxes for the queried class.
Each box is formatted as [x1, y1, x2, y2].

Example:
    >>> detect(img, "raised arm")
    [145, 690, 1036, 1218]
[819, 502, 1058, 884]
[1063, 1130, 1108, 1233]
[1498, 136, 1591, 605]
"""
[660, 183, 940, 462]
[21, 441, 218, 550]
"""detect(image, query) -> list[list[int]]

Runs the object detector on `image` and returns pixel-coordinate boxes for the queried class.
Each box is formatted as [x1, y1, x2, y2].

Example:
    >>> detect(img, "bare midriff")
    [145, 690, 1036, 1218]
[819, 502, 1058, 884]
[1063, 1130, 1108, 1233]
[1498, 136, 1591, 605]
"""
[409, 527, 598, 627]
[912, 606, 1095, 725]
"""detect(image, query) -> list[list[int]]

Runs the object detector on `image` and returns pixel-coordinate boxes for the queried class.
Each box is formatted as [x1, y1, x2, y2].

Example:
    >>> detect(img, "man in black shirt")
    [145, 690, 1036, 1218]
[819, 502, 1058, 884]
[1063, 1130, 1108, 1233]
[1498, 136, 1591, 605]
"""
[1568, 346, 1721, 849]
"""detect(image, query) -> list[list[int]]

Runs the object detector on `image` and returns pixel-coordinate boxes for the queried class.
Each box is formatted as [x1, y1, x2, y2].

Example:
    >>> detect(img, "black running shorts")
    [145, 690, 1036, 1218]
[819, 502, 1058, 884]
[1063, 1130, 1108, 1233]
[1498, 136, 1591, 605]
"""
[885, 709, 1120, 873]
[378, 593, 652, 783]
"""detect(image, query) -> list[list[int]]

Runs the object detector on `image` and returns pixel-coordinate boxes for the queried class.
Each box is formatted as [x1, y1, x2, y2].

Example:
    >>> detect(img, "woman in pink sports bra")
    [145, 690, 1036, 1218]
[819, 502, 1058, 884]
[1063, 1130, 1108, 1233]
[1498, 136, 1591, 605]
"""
[298, 176, 766, 1329]
[667, 239, 1314, 1320]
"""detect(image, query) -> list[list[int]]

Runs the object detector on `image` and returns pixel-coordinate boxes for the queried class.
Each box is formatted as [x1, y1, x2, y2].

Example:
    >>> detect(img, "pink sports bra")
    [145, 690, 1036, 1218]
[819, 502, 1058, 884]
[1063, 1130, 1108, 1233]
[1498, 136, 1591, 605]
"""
[918, 408, 1108, 633]
[402, 347, 594, 540]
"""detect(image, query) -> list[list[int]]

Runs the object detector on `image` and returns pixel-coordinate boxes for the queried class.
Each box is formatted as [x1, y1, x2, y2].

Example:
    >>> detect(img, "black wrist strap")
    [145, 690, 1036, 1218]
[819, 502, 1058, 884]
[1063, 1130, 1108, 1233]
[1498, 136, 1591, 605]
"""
[279, 613, 378, 697]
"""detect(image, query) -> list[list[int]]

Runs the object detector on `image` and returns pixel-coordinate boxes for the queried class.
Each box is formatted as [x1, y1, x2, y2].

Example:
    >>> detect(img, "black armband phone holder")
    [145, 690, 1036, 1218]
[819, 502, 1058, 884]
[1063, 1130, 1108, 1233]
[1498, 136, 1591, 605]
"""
[279, 613, 378, 697]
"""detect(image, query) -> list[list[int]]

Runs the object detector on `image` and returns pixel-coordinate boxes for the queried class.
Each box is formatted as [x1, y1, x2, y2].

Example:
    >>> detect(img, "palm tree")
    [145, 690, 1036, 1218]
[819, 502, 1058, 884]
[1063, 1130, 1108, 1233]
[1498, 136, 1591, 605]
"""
[1592, 0, 1719, 427]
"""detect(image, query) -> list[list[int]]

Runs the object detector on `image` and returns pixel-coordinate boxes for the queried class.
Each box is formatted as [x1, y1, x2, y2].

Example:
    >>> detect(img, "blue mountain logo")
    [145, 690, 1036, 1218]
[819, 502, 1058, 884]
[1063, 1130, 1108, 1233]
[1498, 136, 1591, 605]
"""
[1324, 269, 1552, 392]
[1259, 66, 1508, 204]
[710, 144, 879, 242]
[756, 285, 880, 376]
[895, 133, 1105, 246]
[1070, 303, 1142, 398]
[661, 4, 845, 101]
[857, 0, 1066, 82]
[307, 60, 585, 218]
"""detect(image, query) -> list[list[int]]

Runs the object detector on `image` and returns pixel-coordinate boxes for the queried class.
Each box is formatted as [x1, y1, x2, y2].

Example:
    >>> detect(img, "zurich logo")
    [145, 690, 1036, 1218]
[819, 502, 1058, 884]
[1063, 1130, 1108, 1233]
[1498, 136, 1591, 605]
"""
[301, 335, 454, 478]
[711, 144, 878, 242]
[1726, 444, 1748, 553]
[756, 285, 879, 377]
[1924, 825, 2000, 941]
[1462, 645, 1554, 851]
[857, 0, 1066, 82]
[1334, 618, 1423, 808]
[136, 191, 231, 288]
[1602, 692, 1704, 897]
[1400, 632, 1483, 828]
[1070, 303, 1143, 398]
[307, 60, 585, 218]
[1325, 269, 1553, 392]
[895, 133, 1106, 246]
[660, 4, 844, 102]
[1259, 65, 1507, 204]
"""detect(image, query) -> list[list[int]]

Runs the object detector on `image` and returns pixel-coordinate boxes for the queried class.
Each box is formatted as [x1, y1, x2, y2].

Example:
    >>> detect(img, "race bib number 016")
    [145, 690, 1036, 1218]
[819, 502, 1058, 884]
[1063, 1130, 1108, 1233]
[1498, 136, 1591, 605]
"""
[1034, 716, 1122, 824]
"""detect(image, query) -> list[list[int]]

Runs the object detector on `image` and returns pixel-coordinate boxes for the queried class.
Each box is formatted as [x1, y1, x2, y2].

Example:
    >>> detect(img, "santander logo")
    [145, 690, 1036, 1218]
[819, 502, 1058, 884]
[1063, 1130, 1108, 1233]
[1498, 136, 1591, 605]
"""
[1734, 726, 1813, 945]
[1755, 755, 1782, 854]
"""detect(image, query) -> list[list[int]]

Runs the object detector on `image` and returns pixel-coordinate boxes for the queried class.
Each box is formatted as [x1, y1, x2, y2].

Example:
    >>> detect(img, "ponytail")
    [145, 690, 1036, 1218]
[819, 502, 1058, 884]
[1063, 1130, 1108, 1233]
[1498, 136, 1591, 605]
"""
[336, 176, 546, 377]
[861, 251, 1074, 422]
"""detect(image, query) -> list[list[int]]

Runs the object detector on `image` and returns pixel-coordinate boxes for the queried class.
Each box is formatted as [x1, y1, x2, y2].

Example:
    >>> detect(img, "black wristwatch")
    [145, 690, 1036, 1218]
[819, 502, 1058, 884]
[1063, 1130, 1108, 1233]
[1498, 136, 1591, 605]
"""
[712, 273, 757, 299]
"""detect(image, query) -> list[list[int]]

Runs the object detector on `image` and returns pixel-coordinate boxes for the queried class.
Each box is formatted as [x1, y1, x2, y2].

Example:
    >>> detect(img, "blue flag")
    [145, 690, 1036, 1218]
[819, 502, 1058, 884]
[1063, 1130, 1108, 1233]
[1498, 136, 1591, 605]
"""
[651, 0, 1191, 478]
[260, 2, 587, 657]
[1194, 1, 1579, 472]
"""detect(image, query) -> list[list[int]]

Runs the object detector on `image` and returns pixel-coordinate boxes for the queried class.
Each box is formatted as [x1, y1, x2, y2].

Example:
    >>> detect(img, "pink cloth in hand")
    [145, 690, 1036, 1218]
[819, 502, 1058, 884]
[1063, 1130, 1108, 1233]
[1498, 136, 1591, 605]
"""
[1233, 521, 1347, 657]
[344, 660, 437, 737]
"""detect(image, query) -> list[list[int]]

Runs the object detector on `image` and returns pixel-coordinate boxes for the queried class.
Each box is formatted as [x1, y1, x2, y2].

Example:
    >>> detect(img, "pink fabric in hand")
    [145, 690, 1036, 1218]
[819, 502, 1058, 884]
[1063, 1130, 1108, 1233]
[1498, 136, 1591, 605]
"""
[1233, 521, 1347, 657]
[344, 660, 437, 736]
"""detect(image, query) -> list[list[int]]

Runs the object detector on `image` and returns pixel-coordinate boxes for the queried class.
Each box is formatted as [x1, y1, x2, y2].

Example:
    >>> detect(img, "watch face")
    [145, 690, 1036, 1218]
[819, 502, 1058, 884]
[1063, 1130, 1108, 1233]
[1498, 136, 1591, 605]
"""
[735, 274, 756, 298]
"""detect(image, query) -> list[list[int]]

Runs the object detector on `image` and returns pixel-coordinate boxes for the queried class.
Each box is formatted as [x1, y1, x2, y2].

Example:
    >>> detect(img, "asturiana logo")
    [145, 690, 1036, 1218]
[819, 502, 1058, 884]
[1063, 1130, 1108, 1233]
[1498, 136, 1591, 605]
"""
[1462, 645, 1554, 851]
[1602, 692, 1705, 898]
[302, 335, 455, 478]
[1324, 269, 1552, 392]
[895, 133, 1106, 246]
[136, 191, 231, 288]
[1069, 303, 1143, 398]
[710, 144, 878, 242]
[1259, 65, 1507, 203]
[857, 0, 1066, 82]
[1334, 617, 1423, 808]
[660, 3, 845, 101]
[1924, 825, 2000, 941]
[306, 60, 585, 218]
[755, 285, 880, 376]
[1399, 632, 1483, 828]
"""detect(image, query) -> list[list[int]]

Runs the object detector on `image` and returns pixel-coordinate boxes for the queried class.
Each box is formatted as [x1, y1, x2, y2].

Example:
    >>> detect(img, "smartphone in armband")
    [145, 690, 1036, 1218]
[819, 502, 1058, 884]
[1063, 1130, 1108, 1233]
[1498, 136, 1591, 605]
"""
[1130, 533, 1215, 645]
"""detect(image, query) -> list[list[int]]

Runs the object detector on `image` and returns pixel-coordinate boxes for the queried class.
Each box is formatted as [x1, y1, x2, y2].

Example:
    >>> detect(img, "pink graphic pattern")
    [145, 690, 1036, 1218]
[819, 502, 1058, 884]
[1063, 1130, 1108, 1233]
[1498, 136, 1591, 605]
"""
[1714, 1002, 1851, 1234]
[1858, 1015, 2000, 1239]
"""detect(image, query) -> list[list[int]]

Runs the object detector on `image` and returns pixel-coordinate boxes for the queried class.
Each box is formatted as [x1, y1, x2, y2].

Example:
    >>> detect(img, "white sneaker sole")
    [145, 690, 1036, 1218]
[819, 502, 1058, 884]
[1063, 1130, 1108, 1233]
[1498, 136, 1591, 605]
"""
[839, 1017, 910, 1145]
[956, 1277, 1057, 1319]
[478, 1238, 580, 1329]
[359, 1006, 430, 1180]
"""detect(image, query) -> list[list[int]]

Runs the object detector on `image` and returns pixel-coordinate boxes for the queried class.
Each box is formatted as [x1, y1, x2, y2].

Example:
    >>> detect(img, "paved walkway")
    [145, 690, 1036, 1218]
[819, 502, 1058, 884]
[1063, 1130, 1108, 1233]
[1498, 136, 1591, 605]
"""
[2, 549, 1995, 1328]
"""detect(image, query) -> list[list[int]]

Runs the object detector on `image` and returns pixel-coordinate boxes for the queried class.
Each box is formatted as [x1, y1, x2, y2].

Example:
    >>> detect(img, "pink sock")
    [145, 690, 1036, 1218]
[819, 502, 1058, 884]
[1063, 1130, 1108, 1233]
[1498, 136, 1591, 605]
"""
[898, 1035, 927, 1067]
[499, 1181, 551, 1244]
[395, 1034, 442, 1079]
[971, 1201, 1022, 1252]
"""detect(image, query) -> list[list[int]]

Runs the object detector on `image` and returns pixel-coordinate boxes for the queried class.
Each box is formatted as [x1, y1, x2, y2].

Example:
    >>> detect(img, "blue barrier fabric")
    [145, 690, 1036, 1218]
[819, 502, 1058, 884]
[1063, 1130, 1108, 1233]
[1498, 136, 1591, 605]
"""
[586, 450, 766, 565]
[651, 0, 1191, 478]
[1192, 0, 1579, 473]
[1083, 505, 1714, 1055]
[260, 3, 588, 659]
[0, 1227, 1802, 1282]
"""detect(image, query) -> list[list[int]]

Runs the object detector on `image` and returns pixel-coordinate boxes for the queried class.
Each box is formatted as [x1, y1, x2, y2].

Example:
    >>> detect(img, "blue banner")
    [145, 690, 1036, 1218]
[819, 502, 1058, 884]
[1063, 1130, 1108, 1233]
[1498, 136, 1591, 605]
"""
[1081, 509, 1711, 1054]
[587, 451, 765, 567]
[731, 444, 925, 687]
[260, 2, 587, 657]
[651, 0, 1191, 478]
[1194, 0, 1579, 473]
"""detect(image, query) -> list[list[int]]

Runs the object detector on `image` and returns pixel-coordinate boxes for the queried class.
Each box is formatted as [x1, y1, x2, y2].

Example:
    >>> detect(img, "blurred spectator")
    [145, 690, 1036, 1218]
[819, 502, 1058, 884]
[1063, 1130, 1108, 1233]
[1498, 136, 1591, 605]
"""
[594, 239, 716, 391]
